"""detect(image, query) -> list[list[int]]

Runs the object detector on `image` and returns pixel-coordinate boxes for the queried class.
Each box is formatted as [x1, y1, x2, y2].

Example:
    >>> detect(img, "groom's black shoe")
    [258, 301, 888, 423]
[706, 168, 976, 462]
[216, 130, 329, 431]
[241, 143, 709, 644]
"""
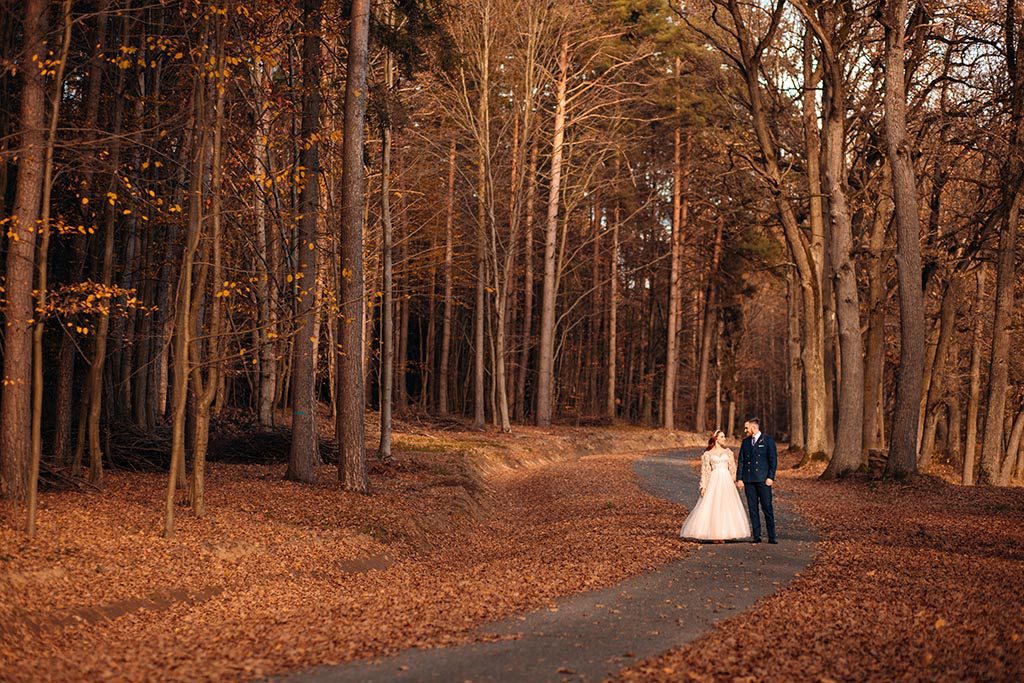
[751, 538, 762, 544]
[768, 538, 778, 544]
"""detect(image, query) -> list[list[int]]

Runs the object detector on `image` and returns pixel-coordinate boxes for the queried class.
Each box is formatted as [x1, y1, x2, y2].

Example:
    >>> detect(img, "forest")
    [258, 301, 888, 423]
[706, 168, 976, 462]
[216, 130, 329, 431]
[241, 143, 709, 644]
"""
[0, 0, 1023, 681]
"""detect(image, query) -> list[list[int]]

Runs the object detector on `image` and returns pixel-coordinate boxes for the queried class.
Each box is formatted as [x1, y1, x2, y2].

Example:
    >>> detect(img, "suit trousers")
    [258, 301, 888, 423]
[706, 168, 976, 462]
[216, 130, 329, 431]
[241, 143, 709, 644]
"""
[743, 481, 775, 541]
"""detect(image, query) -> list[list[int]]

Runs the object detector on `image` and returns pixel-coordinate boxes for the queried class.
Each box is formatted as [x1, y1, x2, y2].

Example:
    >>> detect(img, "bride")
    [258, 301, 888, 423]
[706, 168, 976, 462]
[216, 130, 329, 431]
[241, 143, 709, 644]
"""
[680, 430, 752, 542]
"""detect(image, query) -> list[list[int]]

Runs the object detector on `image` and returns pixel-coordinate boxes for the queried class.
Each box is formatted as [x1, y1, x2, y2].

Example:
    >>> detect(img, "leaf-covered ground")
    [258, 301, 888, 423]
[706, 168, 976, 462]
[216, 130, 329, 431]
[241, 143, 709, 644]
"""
[616, 453, 1024, 682]
[0, 427, 697, 682]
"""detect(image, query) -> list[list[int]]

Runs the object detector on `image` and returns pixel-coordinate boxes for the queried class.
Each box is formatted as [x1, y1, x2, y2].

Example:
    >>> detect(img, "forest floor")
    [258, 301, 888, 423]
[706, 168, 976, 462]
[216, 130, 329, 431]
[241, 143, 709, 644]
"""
[616, 450, 1024, 683]
[0, 420, 702, 682]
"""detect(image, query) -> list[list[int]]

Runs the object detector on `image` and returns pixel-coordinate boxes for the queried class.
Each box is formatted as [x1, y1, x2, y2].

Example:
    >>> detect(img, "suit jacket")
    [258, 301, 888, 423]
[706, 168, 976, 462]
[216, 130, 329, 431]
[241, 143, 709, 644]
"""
[736, 433, 778, 483]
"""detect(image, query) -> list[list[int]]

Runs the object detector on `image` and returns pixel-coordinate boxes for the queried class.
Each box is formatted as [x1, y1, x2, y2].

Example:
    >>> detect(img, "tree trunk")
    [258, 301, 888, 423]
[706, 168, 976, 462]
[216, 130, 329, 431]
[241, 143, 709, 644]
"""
[607, 200, 619, 419]
[82, 47, 129, 486]
[395, 196, 409, 413]
[0, 0, 47, 505]
[664, 119, 685, 431]
[378, 119, 394, 459]
[918, 277, 961, 468]
[438, 139, 456, 417]
[881, 0, 926, 479]
[516, 142, 538, 422]
[336, 0, 371, 493]
[819, 31, 865, 479]
[979, 193, 1021, 483]
[164, 79, 209, 537]
[786, 269, 804, 450]
[189, 19, 228, 516]
[252, 60, 277, 429]
[535, 38, 568, 427]
[52, 0, 110, 467]
[727, 0, 828, 461]
[27, 0, 72, 536]
[862, 175, 891, 460]
[423, 232, 437, 413]
[287, 0, 323, 483]
[1001, 411, 1024, 485]
[963, 267, 987, 484]
[695, 216, 722, 434]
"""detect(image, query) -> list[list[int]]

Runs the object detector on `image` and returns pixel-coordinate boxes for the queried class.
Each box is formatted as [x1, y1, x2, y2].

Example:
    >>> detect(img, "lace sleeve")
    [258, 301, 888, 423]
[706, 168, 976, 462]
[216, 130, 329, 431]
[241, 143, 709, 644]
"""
[700, 451, 711, 493]
[728, 449, 737, 480]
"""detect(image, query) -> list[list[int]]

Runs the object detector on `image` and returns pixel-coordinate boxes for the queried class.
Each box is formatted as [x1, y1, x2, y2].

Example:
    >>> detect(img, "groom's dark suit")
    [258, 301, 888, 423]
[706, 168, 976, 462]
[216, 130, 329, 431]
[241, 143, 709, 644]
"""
[736, 432, 778, 542]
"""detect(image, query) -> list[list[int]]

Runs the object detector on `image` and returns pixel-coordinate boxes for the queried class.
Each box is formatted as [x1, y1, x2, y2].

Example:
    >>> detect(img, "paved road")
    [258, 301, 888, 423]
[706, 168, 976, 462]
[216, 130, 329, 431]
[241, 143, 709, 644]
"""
[283, 449, 816, 683]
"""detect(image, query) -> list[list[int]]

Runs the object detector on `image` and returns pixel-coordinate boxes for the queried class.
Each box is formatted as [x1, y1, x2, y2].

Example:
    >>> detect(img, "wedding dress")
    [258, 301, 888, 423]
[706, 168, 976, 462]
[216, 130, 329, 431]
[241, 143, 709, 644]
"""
[680, 449, 752, 541]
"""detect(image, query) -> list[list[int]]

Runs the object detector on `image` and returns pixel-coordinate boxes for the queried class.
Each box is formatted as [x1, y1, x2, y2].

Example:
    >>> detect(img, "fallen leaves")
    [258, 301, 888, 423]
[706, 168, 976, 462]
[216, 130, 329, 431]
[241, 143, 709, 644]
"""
[615, 451, 1024, 683]
[0, 427, 693, 682]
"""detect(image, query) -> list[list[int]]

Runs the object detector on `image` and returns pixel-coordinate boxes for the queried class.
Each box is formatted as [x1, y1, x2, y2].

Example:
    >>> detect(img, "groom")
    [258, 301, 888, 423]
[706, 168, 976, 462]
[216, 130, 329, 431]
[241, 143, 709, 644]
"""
[735, 418, 778, 544]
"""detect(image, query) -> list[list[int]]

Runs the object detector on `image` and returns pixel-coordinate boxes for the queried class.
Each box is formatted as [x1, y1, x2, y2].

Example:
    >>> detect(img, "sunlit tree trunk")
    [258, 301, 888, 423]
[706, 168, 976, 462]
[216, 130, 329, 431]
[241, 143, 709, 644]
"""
[607, 200, 619, 419]
[880, 0, 925, 479]
[471, 2, 492, 430]
[726, 0, 828, 462]
[805, 7, 865, 479]
[165, 79, 208, 537]
[336, 0, 371, 493]
[695, 216, 722, 435]
[862, 176, 891, 460]
[515, 142, 538, 421]
[378, 84, 395, 460]
[786, 270, 804, 451]
[535, 38, 568, 427]
[189, 16, 228, 515]
[664, 118, 684, 431]
[252, 60, 277, 429]
[438, 139, 456, 417]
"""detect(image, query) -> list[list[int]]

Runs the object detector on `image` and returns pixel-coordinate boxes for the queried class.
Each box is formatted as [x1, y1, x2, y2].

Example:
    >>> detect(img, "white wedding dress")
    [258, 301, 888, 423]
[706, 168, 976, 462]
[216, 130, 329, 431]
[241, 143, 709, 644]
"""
[680, 449, 752, 541]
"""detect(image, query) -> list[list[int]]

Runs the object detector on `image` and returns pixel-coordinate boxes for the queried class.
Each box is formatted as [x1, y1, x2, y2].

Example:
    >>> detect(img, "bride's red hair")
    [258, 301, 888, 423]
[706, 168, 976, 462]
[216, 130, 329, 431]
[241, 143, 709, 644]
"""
[707, 430, 723, 450]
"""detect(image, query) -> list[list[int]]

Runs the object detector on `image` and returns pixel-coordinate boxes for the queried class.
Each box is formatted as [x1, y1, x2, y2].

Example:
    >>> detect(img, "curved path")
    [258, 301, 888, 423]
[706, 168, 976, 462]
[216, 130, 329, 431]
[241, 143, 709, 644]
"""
[284, 449, 816, 683]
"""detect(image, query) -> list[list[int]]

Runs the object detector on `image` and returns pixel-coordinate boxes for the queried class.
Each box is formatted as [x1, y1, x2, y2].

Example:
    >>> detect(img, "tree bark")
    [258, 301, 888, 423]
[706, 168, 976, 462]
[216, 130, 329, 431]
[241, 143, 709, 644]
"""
[963, 267, 987, 484]
[607, 200, 619, 419]
[862, 177, 891, 460]
[979, 190, 1020, 484]
[664, 117, 685, 431]
[287, 0, 323, 483]
[164, 78, 208, 537]
[786, 269, 804, 450]
[515, 142, 538, 422]
[918, 277, 961, 469]
[695, 216, 722, 435]
[726, 0, 829, 461]
[1001, 411, 1024, 485]
[438, 139, 456, 417]
[252, 60, 277, 429]
[378, 114, 395, 460]
[1, 0, 47, 505]
[336, 0, 371, 493]
[535, 38, 568, 427]
[82, 35, 130, 486]
[27, 0, 72, 536]
[880, 0, 926, 479]
[817, 17, 865, 479]
[52, 0, 110, 467]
